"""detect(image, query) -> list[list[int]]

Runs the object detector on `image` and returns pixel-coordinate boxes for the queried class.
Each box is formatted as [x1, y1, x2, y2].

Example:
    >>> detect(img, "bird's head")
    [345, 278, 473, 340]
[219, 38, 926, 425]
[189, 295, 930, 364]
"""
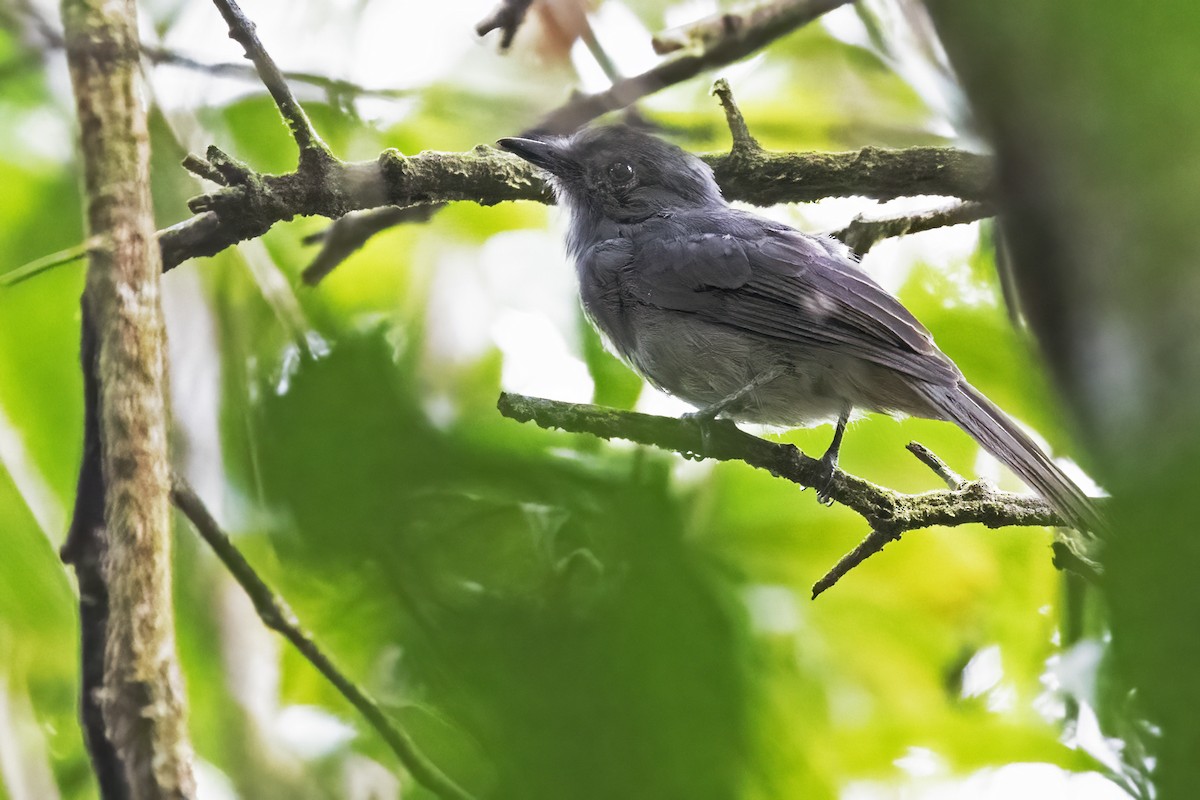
[499, 125, 724, 224]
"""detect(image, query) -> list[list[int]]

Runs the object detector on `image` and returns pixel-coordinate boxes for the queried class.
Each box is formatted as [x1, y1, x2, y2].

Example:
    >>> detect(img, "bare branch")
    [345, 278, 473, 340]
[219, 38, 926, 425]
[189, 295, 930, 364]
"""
[301, 204, 443, 285]
[496, 392, 1082, 597]
[532, 0, 854, 134]
[12, 0, 374, 131]
[0, 235, 103, 286]
[180, 152, 226, 184]
[2, 0, 408, 107]
[139, 44, 411, 105]
[171, 478, 476, 800]
[811, 529, 898, 598]
[9, 0, 63, 45]
[653, 0, 819, 54]
[831, 200, 993, 257]
[579, 16, 623, 83]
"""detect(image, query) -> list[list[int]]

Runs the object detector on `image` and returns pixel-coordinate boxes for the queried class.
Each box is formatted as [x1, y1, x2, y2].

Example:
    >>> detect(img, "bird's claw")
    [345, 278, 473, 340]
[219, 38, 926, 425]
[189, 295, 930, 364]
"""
[682, 409, 718, 452]
[813, 454, 838, 506]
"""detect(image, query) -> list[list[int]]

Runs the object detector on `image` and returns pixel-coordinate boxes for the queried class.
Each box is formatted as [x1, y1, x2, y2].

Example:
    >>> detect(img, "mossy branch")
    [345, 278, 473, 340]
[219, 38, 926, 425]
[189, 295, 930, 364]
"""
[496, 392, 1081, 597]
[832, 201, 993, 257]
[160, 143, 991, 272]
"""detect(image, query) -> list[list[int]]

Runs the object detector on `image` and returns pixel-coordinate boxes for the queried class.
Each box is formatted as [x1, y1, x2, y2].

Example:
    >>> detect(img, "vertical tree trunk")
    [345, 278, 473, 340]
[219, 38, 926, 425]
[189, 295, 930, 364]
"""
[60, 0, 197, 796]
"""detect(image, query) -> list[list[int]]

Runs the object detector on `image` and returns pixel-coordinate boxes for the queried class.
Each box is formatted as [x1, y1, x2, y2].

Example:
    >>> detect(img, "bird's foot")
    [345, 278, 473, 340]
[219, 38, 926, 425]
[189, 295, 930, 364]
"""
[681, 407, 718, 424]
[682, 407, 720, 453]
[809, 406, 850, 506]
[813, 450, 839, 506]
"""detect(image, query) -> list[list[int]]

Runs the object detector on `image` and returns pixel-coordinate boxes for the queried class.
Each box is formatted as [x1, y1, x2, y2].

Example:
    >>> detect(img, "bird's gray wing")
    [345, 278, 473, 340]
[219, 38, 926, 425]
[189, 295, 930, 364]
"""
[625, 226, 958, 384]
[623, 232, 753, 304]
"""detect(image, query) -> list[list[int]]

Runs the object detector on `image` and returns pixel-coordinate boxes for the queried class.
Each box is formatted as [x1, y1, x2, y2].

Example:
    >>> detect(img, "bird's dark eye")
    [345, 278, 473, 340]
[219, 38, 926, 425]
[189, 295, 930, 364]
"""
[607, 161, 635, 185]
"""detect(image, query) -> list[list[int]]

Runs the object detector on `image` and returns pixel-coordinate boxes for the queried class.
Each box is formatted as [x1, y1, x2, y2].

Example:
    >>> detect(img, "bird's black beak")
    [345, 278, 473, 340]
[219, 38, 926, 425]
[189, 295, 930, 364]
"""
[498, 136, 570, 174]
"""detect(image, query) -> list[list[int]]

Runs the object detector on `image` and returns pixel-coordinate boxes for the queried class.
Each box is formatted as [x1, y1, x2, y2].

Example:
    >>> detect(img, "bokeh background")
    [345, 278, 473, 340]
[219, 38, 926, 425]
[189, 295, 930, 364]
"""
[0, 1, 1149, 798]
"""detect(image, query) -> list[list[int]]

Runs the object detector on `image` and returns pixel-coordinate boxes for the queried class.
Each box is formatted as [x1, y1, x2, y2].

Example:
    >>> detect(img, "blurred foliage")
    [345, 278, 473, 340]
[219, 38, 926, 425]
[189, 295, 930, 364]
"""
[0, 2, 1132, 799]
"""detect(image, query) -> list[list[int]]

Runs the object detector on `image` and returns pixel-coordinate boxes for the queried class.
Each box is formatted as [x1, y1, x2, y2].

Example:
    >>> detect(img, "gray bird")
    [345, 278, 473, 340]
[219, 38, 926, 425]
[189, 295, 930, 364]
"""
[499, 125, 1098, 532]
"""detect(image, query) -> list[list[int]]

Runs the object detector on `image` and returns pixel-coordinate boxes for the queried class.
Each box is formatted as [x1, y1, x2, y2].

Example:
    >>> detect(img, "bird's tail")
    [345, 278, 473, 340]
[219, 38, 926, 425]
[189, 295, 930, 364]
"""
[919, 381, 1102, 533]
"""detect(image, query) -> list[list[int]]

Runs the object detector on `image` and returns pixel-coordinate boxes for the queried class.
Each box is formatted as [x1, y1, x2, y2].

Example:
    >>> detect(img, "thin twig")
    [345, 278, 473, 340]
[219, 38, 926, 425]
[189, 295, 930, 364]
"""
[0, 236, 104, 286]
[208, 0, 332, 162]
[496, 392, 1088, 596]
[140, 44, 411, 104]
[532, 0, 853, 134]
[906, 441, 966, 490]
[181, 152, 227, 185]
[9, 0, 62, 45]
[711, 78, 761, 155]
[815, 439, 974, 596]
[831, 200, 993, 257]
[3, 10, 408, 106]
[579, 17, 623, 83]
[301, 205, 443, 285]
[4, 0, 412, 107]
[811, 529, 898, 598]
[170, 478, 476, 800]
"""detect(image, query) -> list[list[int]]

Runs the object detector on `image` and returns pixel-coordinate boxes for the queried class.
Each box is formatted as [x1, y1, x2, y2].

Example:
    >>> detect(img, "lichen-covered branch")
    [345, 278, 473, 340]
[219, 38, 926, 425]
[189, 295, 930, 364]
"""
[710, 145, 993, 206]
[832, 201, 993, 257]
[60, 0, 196, 794]
[152, 68, 990, 278]
[711, 78, 761, 155]
[161, 142, 991, 271]
[905, 441, 966, 490]
[170, 479, 475, 800]
[496, 392, 1072, 596]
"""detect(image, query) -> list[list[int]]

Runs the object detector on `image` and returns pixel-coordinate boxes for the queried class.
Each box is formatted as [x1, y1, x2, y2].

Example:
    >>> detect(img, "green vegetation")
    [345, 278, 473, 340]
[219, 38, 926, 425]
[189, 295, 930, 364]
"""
[0, 3, 1155, 798]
